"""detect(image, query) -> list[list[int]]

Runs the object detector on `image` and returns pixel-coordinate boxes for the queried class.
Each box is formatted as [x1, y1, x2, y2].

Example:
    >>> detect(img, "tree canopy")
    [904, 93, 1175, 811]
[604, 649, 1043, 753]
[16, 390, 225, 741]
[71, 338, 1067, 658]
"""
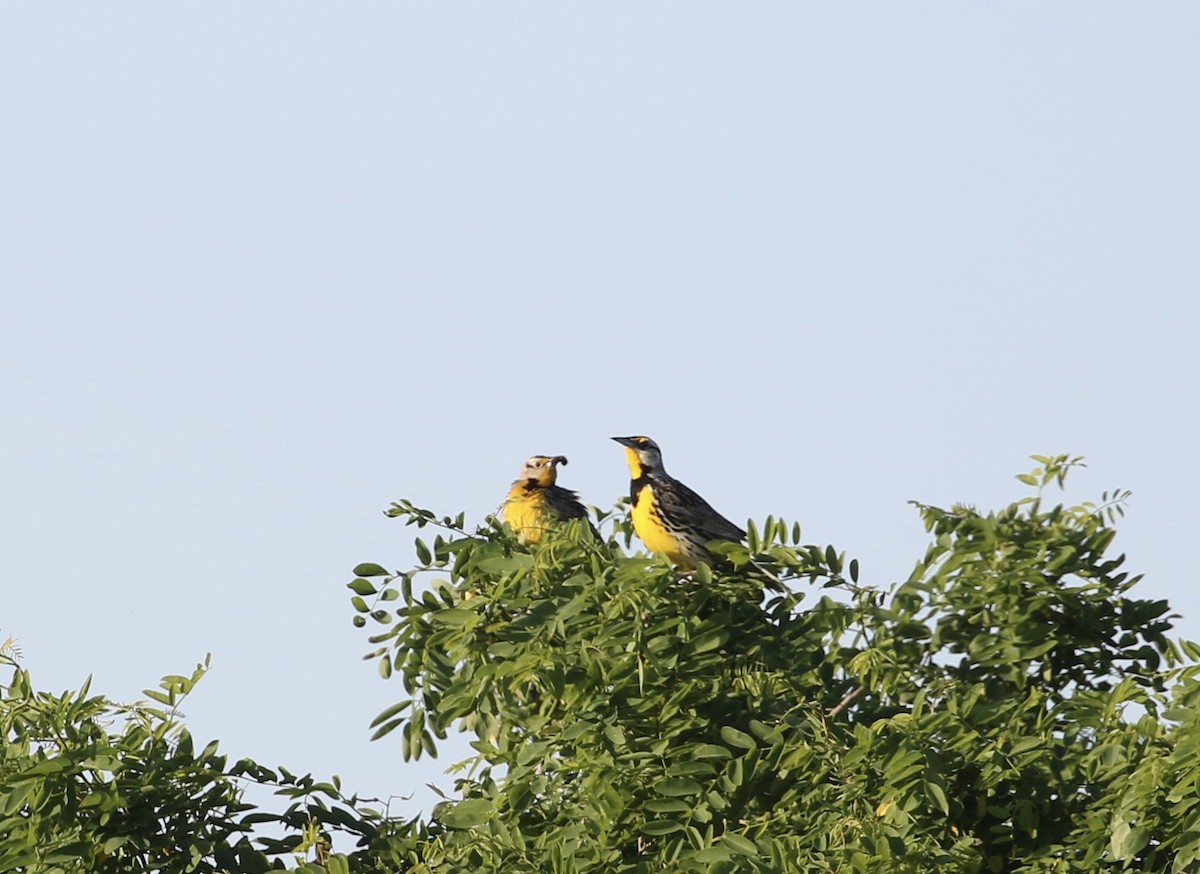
[4, 455, 1200, 872]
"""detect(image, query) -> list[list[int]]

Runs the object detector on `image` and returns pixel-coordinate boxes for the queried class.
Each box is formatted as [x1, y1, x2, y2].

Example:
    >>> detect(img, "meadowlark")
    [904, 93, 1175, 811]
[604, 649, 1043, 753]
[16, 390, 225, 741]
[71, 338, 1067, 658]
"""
[502, 455, 596, 544]
[612, 436, 783, 591]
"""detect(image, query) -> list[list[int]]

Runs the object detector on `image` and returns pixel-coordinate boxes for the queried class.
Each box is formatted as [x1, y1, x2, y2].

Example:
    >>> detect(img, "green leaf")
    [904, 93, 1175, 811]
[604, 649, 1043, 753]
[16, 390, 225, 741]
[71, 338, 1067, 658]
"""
[430, 608, 477, 627]
[477, 554, 535, 574]
[692, 744, 733, 760]
[667, 761, 718, 778]
[644, 798, 692, 815]
[143, 688, 173, 705]
[415, 539, 432, 565]
[694, 846, 735, 863]
[721, 833, 759, 856]
[12, 758, 73, 780]
[370, 700, 412, 727]
[926, 781, 949, 815]
[641, 820, 684, 835]
[686, 628, 729, 655]
[369, 717, 405, 741]
[1007, 736, 1042, 756]
[516, 741, 551, 766]
[102, 835, 129, 853]
[655, 778, 702, 797]
[354, 562, 390, 577]
[439, 798, 493, 829]
[348, 578, 377, 596]
[421, 728, 437, 757]
[720, 726, 756, 750]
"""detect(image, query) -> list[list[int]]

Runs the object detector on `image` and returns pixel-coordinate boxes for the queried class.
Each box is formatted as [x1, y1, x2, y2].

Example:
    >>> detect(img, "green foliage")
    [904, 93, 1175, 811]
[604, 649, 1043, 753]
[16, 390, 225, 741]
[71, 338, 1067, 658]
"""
[0, 655, 408, 873]
[347, 457, 1200, 871]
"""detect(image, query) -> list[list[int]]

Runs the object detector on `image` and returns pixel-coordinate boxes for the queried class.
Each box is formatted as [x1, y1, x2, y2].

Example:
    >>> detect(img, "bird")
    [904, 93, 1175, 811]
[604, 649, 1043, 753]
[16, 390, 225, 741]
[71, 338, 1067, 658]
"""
[501, 455, 596, 544]
[612, 435, 783, 591]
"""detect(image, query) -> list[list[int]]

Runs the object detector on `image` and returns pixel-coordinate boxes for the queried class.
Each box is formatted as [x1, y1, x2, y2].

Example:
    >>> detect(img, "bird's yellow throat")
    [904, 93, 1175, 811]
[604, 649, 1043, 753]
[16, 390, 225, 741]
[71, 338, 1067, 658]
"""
[624, 446, 646, 480]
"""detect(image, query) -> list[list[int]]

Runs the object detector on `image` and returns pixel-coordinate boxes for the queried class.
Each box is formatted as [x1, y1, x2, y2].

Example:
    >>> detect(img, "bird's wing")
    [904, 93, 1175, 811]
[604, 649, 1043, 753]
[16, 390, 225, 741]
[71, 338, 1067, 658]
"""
[546, 486, 602, 540]
[657, 476, 782, 591]
[545, 485, 588, 520]
[659, 478, 747, 543]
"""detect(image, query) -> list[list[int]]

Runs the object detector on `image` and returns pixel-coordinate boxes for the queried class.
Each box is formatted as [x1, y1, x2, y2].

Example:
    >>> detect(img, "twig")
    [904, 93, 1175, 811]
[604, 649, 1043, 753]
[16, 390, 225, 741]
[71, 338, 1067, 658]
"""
[826, 685, 864, 718]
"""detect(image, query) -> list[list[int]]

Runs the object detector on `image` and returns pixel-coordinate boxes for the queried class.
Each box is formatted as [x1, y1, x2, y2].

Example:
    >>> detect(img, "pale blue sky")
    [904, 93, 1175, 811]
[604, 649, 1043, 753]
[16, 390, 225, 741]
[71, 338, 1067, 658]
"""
[3, 5, 1198, 820]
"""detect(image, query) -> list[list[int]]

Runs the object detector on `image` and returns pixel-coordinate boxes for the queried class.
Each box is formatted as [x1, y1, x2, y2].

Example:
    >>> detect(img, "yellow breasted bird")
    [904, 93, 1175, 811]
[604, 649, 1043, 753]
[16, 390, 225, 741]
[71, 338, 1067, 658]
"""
[502, 455, 596, 544]
[612, 436, 783, 591]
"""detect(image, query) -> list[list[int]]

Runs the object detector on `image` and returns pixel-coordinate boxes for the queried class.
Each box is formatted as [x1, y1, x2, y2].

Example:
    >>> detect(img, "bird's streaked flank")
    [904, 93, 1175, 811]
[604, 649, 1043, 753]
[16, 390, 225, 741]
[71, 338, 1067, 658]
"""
[501, 455, 594, 544]
[612, 435, 783, 591]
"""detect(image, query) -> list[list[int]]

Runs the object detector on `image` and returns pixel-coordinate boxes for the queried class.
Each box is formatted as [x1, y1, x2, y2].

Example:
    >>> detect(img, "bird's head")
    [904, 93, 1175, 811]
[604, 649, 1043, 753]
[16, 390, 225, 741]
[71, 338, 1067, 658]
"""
[519, 454, 568, 487]
[611, 436, 663, 479]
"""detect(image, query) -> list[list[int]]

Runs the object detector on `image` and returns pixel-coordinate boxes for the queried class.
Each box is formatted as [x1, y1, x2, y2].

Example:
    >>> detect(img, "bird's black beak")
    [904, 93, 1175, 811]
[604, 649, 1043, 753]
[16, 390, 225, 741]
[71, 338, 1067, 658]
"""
[550, 455, 568, 467]
[612, 436, 638, 449]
